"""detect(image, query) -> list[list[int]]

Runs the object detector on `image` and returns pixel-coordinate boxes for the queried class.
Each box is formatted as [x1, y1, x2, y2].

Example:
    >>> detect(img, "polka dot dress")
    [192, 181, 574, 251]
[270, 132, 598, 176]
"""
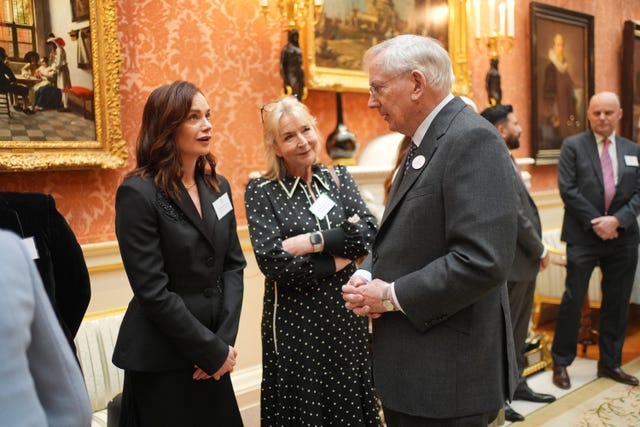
[245, 164, 380, 426]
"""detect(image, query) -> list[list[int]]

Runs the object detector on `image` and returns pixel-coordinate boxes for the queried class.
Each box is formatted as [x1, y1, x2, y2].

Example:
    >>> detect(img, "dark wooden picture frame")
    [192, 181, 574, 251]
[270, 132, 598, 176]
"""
[621, 20, 640, 143]
[530, 3, 594, 164]
[70, 0, 90, 22]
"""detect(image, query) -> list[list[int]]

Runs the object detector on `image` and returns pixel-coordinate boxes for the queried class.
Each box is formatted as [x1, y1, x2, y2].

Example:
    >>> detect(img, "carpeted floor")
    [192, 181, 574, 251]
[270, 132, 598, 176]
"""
[513, 357, 640, 426]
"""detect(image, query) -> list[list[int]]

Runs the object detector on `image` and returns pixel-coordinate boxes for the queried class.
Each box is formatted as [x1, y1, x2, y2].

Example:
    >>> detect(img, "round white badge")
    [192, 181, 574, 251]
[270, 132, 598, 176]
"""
[412, 155, 426, 169]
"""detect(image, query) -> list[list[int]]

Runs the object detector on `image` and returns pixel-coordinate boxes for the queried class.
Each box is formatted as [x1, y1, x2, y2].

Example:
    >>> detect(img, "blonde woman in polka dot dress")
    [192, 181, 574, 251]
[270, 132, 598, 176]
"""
[245, 96, 380, 426]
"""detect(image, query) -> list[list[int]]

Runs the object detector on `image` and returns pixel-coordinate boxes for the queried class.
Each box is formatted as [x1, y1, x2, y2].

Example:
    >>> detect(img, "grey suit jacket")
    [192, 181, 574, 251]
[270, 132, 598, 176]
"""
[0, 230, 91, 427]
[558, 131, 640, 245]
[509, 167, 544, 282]
[113, 174, 246, 375]
[361, 97, 519, 418]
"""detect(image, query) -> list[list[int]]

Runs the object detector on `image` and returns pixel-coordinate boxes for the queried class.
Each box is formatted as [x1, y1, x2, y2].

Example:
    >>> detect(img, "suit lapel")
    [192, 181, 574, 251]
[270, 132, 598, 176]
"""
[200, 180, 220, 235]
[586, 133, 605, 188]
[382, 97, 463, 226]
[173, 177, 217, 250]
[615, 135, 627, 184]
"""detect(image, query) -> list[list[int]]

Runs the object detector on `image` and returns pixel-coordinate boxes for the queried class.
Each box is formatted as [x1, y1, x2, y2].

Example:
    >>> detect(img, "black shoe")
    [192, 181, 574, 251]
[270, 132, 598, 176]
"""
[57, 107, 70, 112]
[505, 403, 524, 422]
[23, 108, 34, 115]
[513, 382, 556, 403]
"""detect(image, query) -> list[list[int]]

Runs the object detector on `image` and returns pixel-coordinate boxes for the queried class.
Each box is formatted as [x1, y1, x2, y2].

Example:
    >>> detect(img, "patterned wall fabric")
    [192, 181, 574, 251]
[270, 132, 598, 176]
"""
[0, 0, 636, 244]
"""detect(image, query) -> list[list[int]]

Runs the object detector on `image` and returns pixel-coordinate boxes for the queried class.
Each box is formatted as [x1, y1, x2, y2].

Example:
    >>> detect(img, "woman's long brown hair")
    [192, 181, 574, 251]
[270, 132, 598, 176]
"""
[126, 81, 219, 200]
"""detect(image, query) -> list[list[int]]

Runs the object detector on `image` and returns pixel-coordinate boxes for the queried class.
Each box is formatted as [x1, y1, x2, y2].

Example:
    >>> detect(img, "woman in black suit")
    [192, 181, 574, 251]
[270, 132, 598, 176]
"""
[113, 81, 246, 426]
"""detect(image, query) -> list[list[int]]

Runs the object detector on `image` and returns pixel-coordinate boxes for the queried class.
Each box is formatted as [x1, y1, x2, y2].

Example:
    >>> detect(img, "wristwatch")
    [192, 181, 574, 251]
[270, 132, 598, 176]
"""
[382, 284, 395, 312]
[309, 231, 323, 253]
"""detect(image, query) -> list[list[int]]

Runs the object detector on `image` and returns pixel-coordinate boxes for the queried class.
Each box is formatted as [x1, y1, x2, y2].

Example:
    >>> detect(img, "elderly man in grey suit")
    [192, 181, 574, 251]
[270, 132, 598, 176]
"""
[552, 91, 640, 389]
[481, 104, 556, 423]
[0, 229, 91, 427]
[342, 34, 519, 426]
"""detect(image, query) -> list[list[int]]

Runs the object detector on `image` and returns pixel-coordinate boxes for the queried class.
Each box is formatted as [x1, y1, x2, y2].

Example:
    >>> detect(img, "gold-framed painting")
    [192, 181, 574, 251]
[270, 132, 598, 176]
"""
[303, 0, 470, 96]
[621, 20, 640, 143]
[0, 0, 126, 172]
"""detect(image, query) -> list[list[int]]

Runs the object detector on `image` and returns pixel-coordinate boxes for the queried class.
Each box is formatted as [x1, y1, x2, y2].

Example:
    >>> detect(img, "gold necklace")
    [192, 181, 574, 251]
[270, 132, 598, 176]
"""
[183, 181, 196, 190]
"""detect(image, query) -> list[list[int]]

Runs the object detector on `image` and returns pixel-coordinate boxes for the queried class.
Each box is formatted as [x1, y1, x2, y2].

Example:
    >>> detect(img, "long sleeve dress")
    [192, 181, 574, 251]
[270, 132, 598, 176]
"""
[245, 164, 380, 426]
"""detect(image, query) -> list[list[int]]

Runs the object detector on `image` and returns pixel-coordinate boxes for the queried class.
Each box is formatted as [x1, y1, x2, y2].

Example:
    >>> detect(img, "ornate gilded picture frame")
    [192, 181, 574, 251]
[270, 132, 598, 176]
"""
[303, 0, 470, 96]
[621, 20, 640, 143]
[0, 0, 126, 172]
[530, 2, 594, 164]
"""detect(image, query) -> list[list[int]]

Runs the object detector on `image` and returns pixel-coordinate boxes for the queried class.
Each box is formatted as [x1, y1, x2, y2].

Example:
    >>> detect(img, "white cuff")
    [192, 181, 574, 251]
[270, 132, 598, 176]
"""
[540, 246, 548, 259]
[353, 269, 371, 282]
[390, 282, 405, 313]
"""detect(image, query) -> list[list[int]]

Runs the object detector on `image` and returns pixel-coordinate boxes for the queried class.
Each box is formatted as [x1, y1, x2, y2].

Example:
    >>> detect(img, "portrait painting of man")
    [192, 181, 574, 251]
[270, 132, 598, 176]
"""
[530, 4, 593, 162]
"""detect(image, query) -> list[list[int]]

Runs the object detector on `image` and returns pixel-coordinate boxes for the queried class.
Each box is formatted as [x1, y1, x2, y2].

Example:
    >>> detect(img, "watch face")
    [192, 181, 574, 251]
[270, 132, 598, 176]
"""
[310, 233, 322, 245]
[382, 300, 394, 312]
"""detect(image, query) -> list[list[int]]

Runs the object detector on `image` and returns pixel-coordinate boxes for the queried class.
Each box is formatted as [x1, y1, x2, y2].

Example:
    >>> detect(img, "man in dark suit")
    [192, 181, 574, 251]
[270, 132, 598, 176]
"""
[342, 35, 519, 426]
[552, 91, 640, 389]
[0, 192, 91, 353]
[481, 105, 556, 422]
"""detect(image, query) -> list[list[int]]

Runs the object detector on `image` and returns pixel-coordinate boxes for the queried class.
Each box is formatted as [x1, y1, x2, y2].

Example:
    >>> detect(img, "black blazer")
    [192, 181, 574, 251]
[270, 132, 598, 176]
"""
[112, 175, 245, 374]
[558, 131, 640, 246]
[0, 192, 91, 351]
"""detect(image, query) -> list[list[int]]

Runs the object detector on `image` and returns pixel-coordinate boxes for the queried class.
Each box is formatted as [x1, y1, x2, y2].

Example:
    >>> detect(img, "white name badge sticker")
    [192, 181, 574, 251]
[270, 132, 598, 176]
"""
[625, 155, 639, 167]
[309, 193, 336, 219]
[22, 236, 39, 260]
[412, 154, 426, 169]
[213, 193, 233, 220]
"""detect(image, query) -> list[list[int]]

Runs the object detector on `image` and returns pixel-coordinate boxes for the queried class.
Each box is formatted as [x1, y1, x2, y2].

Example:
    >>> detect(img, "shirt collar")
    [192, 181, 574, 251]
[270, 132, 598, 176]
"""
[277, 165, 331, 199]
[595, 131, 616, 145]
[412, 93, 454, 147]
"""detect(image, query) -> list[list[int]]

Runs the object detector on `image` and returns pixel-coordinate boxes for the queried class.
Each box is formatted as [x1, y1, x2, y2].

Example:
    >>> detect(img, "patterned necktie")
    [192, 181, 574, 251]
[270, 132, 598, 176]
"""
[404, 142, 418, 173]
[601, 138, 615, 213]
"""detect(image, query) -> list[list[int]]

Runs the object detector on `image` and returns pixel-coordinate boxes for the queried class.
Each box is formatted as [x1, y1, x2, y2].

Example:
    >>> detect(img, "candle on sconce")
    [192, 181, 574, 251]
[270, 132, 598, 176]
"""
[260, 0, 268, 6]
[474, 0, 481, 39]
[499, 2, 505, 36]
[507, 0, 515, 37]
[314, 0, 323, 6]
[488, 0, 495, 36]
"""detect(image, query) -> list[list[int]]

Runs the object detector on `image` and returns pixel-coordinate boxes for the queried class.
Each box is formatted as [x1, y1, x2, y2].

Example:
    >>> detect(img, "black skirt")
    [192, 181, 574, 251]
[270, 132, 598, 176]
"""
[119, 368, 243, 427]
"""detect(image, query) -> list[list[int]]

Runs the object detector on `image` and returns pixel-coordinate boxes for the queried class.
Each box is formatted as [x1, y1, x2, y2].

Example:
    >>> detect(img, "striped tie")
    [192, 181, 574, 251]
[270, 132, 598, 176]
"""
[601, 138, 615, 213]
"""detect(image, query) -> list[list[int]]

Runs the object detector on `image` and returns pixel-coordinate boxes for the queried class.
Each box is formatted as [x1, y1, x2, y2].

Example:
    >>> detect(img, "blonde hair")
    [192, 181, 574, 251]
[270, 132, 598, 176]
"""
[261, 96, 320, 181]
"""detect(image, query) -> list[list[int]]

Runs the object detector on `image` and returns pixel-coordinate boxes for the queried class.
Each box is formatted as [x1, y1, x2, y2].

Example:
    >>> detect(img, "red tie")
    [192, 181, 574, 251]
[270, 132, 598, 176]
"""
[601, 138, 615, 213]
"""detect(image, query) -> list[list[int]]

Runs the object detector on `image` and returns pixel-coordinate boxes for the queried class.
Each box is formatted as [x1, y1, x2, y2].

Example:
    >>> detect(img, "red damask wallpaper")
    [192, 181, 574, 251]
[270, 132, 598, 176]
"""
[0, 0, 638, 244]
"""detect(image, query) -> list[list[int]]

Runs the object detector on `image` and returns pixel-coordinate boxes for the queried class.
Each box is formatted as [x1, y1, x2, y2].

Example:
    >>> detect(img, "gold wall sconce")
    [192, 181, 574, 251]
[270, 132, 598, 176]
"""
[471, 0, 515, 106]
[260, 0, 324, 31]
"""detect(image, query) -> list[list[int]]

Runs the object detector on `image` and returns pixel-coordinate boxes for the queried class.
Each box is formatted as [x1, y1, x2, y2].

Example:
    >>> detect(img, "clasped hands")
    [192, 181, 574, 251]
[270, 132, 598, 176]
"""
[591, 215, 620, 240]
[342, 274, 390, 319]
[193, 345, 237, 381]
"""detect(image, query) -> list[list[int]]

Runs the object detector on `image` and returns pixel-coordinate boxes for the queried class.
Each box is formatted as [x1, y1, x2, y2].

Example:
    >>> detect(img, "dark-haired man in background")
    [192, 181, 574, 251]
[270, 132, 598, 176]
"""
[481, 105, 555, 422]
